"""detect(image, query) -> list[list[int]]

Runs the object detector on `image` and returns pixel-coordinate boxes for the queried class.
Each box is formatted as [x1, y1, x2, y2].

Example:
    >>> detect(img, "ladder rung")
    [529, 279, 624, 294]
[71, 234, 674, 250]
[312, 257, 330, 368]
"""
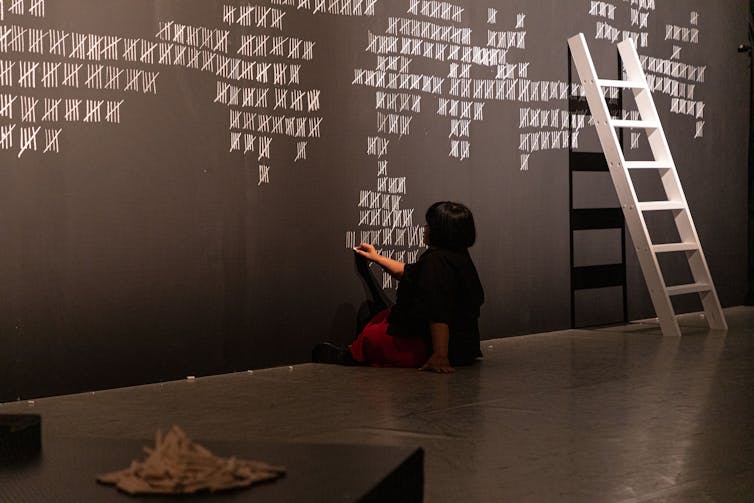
[666, 283, 711, 296]
[652, 242, 699, 253]
[623, 161, 674, 170]
[597, 79, 645, 89]
[612, 119, 660, 129]
[638, 201, 685, 211]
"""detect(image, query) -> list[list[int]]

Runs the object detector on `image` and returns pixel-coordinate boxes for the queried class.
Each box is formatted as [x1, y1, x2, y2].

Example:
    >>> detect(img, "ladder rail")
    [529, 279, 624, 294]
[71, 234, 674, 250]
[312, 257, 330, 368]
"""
[618, 38, 727, 330]
[617, 40, 684, 203]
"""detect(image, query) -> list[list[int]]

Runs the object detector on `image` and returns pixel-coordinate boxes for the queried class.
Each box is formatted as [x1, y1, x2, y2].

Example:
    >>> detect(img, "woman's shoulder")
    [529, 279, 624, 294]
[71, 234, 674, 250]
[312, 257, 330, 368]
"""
[415, 247, 477, 274]
[422, 246, 472, 263]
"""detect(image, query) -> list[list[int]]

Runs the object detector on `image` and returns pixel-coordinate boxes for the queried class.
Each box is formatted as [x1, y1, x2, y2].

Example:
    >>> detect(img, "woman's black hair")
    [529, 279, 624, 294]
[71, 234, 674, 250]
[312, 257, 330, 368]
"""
[425, 201, 476, 250]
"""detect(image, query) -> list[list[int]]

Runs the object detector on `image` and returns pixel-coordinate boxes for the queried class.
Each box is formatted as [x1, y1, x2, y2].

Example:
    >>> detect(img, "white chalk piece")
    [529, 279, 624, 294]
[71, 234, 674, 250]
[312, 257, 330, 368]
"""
[247, 370, 254, 374]
[27, 400, 35, 406]
[186, 376, 196, 381]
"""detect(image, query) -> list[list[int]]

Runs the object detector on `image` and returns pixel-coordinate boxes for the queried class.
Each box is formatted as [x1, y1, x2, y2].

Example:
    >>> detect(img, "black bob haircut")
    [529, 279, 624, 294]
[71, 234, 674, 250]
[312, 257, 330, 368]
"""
[425, 201, 476, 250]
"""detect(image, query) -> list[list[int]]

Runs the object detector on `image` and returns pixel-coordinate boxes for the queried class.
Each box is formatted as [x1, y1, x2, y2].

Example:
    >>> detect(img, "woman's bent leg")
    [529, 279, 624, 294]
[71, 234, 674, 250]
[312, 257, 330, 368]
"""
[349, 309, 429, 368]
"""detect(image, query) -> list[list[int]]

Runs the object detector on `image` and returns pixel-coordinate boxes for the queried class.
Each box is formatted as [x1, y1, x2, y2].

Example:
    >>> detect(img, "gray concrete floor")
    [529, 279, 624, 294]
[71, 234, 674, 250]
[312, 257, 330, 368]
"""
[2, 307, 753, 502]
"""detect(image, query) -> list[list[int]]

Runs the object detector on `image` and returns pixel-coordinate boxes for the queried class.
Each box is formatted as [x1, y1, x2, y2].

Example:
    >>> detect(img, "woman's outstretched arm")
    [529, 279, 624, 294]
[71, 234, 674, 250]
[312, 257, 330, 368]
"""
[354, 243, 405, 280]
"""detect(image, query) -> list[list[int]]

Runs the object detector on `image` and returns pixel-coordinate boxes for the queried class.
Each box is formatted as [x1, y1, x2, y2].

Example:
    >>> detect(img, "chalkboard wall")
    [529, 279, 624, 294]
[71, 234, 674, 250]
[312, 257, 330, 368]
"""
[0, 0, 749, 401]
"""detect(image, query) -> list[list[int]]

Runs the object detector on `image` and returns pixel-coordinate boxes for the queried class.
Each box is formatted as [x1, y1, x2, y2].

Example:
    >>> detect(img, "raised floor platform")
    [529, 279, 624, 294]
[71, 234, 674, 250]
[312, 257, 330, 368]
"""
[1, 307, 753, 502]
[1, 438, 422, 502]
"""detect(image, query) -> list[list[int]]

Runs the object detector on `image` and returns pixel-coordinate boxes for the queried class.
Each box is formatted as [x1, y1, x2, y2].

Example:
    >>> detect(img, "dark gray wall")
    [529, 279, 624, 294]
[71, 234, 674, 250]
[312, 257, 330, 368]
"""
[0, 0, 749, 401]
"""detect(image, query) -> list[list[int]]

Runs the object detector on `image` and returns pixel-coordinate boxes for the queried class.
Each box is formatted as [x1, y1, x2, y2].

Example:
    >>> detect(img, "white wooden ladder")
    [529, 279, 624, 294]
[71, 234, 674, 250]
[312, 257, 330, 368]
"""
[567, 33, 727, 336]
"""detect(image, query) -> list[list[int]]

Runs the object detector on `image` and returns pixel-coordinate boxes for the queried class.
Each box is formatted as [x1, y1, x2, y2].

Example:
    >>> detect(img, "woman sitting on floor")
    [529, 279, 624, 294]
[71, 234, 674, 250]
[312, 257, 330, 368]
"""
[314, 201, 485, 373]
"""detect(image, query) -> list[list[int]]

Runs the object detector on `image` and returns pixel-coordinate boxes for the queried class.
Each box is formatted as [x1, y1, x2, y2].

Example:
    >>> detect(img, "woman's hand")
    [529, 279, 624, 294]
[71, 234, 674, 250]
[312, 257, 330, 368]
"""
[419, 353, 455, 373]
[353, 242, 405, 279]
[354, 243, 380, 262]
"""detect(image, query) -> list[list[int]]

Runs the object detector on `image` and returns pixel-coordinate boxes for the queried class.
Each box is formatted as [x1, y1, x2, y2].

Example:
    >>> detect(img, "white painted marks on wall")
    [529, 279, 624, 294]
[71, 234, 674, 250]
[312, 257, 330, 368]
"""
[0, 3, 163, 157]
[0, 1, 375, 174]
[0, 1, 715, 270]
[588, 2, 707, 139]
[346, 0, 712, 271]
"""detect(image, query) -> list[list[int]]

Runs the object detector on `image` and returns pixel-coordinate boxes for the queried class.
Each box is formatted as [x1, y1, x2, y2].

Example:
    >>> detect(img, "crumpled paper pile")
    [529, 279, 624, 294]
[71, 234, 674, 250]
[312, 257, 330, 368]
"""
[97, 426, 286, 495]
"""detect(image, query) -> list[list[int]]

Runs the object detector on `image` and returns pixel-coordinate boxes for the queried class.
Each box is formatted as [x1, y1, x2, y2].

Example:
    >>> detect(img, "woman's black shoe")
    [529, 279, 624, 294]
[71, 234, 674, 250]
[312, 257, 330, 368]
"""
[312, 343, 358, 365]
